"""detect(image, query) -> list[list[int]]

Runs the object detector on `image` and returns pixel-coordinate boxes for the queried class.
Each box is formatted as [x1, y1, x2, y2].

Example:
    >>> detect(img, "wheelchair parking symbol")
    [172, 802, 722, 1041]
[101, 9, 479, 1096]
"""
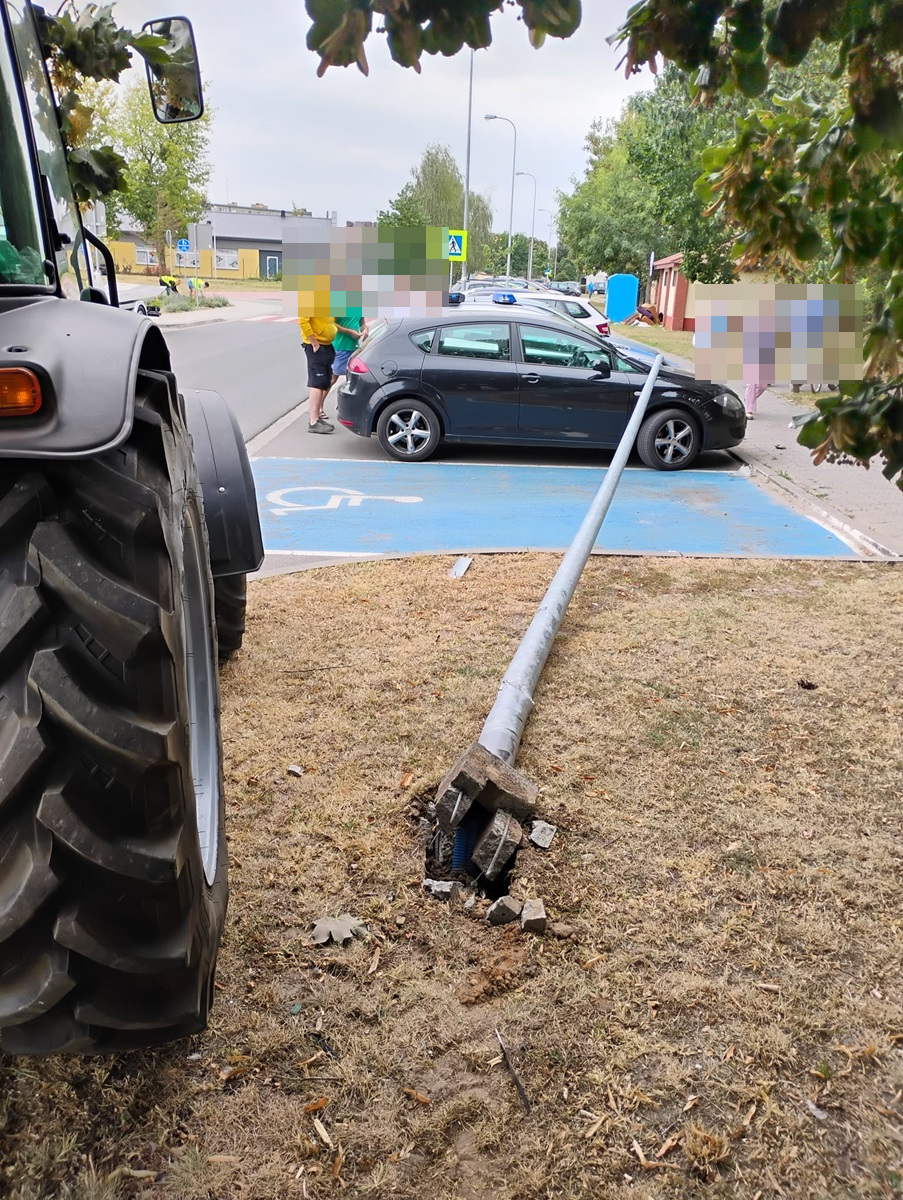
[267, 486, 424, 515]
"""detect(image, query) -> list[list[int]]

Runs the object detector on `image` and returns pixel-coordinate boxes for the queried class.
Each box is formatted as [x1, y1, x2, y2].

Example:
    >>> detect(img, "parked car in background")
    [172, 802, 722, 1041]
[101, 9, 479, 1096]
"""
[463, 289, 611, 337]
[547, 281, 581, 296]
[337, 306, 746, 469]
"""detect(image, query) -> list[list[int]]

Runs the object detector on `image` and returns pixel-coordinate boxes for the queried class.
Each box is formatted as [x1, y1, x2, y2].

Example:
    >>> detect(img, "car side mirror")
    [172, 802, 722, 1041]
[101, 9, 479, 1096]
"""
[592, 360, 611, 377]
[142, 17, 204, 123]
[79, 286, 108, 305]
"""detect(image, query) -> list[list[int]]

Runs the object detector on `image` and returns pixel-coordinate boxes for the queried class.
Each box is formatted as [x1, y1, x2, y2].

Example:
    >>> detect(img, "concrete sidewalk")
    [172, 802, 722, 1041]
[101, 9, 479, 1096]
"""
[156, 297, 281, 330]
[663, 349, 902, 557]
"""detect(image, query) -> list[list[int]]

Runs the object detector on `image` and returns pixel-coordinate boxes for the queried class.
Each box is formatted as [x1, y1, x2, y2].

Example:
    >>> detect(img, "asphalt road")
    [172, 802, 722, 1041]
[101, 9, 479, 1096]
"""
[164, 314, 303, 441]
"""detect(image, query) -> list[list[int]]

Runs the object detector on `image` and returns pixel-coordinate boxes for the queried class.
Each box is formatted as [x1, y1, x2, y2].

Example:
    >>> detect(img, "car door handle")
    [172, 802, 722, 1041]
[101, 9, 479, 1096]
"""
[522, 374, 541, 384]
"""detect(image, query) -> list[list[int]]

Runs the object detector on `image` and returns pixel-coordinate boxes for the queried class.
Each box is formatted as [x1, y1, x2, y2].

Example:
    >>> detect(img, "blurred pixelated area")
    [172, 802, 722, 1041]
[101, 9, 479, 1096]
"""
[693, 284, 863, 387]
[281, 224, 447, 319]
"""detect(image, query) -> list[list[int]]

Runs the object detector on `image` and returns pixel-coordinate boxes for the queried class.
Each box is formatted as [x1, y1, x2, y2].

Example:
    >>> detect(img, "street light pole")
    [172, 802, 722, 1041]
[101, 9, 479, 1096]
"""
[539, 207, 552, 277]
[461, 48, 474, 283]
[516, 172, 536, 282]
[485, 113, 517, 280]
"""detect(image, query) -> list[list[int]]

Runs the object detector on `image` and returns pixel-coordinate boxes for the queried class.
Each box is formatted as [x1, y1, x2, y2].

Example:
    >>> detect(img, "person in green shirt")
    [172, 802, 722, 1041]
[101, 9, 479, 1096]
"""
[331, 307, 368, 384]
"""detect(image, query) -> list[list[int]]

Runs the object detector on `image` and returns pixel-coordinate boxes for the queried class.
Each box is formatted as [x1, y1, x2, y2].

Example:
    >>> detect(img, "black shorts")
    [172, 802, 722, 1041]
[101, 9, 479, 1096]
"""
[304, 341, 336, 389]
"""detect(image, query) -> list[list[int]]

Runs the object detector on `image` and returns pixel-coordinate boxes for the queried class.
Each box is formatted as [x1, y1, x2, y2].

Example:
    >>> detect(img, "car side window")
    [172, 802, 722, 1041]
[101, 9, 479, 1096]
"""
[564, 301, 587, 318]
[614, 351, 641, 372]
[519, 324, 603, 369]
[437, 322, 510, 361]
[410, 328, 435, 351]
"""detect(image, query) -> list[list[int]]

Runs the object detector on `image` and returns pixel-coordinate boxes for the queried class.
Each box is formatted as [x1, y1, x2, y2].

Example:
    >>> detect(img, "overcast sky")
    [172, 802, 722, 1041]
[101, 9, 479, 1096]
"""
[110, 1, 653, 237]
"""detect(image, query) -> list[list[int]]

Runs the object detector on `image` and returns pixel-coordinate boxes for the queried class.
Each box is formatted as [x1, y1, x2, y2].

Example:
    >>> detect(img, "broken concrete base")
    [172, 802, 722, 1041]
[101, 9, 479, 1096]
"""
[435, 741, 538, 831]
[471, 810, 523, 882]
[487, 895, 523, 926]
[529, 820, 557, 850]
[423, 878, 461, 902]
[520, 899, 547, 934]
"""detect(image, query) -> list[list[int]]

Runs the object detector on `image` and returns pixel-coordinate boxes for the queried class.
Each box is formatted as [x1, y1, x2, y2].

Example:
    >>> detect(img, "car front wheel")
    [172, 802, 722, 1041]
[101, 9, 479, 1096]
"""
[636, 407, 700, 470]
[376, 399, 441, 462]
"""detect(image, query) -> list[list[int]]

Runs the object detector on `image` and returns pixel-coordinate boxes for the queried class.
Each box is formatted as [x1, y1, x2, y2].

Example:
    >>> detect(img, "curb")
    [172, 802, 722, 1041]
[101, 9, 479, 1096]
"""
[728, 447, 900, 559]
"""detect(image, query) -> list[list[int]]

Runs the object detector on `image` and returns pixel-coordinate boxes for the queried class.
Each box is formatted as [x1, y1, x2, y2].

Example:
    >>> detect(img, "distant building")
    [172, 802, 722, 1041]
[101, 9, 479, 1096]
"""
[651, 253, 693, 331]
[109, 203, 336, 279]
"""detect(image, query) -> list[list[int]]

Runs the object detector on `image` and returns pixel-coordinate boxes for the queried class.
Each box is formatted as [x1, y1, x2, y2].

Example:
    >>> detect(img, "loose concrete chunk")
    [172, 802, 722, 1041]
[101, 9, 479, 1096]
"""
[434, 785, 474, 833]
[435, 742, 538, 829]
[487, 895, 523, 926]
[423, 878, 460, 902]
[520, 899, 547, 934]
[529, 820, 557, 850]
[471, 810, 523, 882]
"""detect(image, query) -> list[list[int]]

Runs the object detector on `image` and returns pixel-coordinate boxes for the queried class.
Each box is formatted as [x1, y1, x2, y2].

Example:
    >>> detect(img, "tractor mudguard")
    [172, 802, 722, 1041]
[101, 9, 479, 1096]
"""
[0, 296, 169, 459]
[182, 389, 264, 578]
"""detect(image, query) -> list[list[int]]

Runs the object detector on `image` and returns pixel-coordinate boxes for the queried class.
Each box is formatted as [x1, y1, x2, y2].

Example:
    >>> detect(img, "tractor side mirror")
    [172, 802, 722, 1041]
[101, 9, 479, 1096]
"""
[142, 17, 204, 124]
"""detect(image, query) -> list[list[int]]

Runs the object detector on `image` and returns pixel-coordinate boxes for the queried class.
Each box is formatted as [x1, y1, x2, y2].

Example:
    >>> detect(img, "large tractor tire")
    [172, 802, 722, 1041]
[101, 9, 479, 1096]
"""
[0, 369, 227, 1055]
[213, 574, 247, 662]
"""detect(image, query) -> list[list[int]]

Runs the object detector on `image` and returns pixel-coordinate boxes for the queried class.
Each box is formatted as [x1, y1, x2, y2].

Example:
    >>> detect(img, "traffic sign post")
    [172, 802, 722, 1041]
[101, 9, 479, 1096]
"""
[447, 230, 467, 261]
[175, 238, 192, 292]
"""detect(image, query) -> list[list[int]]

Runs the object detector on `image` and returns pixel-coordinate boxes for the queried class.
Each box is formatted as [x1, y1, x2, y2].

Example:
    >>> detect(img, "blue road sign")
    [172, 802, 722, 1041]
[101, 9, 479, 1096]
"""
[177, 238, 190, 253]
[251, 458, 855, 560]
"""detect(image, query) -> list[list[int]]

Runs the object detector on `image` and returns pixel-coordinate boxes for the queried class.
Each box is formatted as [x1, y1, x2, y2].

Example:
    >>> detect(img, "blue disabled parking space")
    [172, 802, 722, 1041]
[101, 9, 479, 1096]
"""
[252, 457, 854, 559]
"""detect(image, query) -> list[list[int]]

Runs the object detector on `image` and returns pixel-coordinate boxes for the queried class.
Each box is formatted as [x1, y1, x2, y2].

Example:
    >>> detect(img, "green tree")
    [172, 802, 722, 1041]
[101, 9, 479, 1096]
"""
[558, 115, 660, 284]
[102, 80, 211, 266]
[378, 143, 493, 275]
[307, 0, 903, 489]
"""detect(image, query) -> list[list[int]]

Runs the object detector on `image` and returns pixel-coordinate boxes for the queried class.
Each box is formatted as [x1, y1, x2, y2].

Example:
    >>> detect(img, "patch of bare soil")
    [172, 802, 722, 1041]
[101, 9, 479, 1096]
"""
[1, 555, 901, 1200]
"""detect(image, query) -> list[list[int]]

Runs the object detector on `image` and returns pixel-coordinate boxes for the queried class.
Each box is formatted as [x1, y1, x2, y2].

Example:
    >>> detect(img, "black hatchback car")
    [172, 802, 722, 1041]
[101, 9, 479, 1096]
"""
[337, 308, 746, 469]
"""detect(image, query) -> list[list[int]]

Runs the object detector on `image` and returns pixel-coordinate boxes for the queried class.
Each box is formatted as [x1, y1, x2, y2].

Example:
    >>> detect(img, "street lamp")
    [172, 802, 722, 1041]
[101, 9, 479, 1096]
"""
[459, 50, 475, 283]
[539, 207, 553, 278]
[516, 172, 537, 282]
[485, 113, 517, 280]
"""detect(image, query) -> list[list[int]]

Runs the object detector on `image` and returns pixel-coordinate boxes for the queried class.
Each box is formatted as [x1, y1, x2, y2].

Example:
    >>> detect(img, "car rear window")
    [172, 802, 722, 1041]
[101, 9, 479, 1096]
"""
[437, 322, 510, 361]
[410, 328, 435, 352]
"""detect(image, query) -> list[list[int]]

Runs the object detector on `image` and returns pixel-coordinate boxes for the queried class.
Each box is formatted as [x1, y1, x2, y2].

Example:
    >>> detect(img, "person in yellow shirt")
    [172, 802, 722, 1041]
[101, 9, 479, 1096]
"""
[298, 314, 337, 433]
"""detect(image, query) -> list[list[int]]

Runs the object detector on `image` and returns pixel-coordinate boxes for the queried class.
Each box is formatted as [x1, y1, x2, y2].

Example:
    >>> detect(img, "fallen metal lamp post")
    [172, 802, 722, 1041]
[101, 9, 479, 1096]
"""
[432, 355, 665, 877]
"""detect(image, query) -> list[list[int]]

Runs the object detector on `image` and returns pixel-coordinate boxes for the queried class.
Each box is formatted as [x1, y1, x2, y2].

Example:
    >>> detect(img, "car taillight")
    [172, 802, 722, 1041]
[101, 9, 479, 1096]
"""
[348, 357, 369, 374]
[0, 367, 41, 416]
[596, 322, 609, 335]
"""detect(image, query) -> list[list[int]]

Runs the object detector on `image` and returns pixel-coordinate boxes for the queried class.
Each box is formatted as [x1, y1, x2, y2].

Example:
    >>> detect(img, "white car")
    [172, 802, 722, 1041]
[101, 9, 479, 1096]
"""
[465, 288, 611, 336]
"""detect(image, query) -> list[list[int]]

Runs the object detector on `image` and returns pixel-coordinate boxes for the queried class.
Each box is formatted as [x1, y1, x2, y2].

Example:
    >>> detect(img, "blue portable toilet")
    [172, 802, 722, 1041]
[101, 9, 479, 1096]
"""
[606, 274, 639, 324]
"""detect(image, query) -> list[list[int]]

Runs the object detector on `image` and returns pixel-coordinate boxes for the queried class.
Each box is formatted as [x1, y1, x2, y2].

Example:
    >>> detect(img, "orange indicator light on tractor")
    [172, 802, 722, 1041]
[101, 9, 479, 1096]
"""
[0, 367, 42, 416]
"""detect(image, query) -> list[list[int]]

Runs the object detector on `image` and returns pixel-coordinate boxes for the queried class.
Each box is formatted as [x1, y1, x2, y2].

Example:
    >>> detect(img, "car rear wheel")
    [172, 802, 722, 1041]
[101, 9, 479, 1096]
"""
[376, 399, 441, 462]
[636, 407, 700, 470]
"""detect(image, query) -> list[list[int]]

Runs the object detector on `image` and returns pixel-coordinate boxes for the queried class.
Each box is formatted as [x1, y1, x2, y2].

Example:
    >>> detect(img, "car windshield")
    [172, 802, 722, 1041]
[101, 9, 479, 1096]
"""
[0, 7, 49, 286]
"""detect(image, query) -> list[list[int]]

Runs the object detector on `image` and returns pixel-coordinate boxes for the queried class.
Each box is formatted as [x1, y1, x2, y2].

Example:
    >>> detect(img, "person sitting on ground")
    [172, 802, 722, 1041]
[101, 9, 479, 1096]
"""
[624, 304, 663, 327]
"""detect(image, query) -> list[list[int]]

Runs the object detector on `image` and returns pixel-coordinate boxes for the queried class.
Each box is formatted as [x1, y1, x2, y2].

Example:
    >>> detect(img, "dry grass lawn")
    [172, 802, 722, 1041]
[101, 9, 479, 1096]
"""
[2, 556, 901, 1200]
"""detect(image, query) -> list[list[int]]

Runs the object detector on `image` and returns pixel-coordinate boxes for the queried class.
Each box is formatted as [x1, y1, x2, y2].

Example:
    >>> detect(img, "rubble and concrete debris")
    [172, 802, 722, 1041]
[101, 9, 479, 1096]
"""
[487, 896, 523, 925]
[449, 556, 473, 579]
[529, 820, 557, 850]
[435, 741, 538, 831]
[548, 921, 579, 939]
[471, 810, 523, 882]
[422, 878, 461, 902]
[520, 899, 547, 934]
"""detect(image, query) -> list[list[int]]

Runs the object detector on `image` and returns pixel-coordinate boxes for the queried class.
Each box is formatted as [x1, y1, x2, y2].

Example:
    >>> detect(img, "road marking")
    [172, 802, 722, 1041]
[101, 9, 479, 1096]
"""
[267, 485, 423, 514]
[251, 458, 858, 560]
[243, 314, 294, 322]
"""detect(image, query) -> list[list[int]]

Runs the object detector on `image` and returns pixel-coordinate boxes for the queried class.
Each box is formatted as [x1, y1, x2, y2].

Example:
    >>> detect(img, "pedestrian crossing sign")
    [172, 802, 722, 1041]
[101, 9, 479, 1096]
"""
[447, 230, 467, 261]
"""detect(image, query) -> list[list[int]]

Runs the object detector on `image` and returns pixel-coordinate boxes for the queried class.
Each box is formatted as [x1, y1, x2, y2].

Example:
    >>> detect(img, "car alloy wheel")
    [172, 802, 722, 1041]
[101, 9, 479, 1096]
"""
[654, 418, 694, 465]
[386, 408, 431, 455]
[637, 406, 700, 470]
